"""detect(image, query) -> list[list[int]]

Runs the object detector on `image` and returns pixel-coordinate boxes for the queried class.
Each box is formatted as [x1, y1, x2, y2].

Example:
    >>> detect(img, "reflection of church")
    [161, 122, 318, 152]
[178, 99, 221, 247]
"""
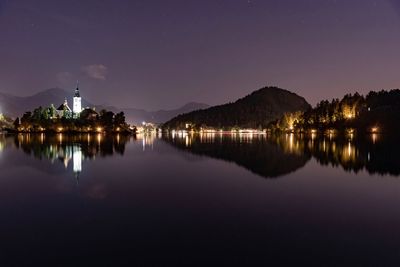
[57, 144, 83, 184]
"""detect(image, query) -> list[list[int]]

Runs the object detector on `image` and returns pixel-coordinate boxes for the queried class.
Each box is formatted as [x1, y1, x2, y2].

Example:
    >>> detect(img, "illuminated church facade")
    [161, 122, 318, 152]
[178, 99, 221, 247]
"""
[55, 82, 83, 119]
[73, 83, 82, 117]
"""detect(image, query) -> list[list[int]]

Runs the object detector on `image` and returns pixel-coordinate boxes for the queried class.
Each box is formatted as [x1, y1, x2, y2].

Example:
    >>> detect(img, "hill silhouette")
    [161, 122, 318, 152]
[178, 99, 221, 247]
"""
[163, 86, 311, 129]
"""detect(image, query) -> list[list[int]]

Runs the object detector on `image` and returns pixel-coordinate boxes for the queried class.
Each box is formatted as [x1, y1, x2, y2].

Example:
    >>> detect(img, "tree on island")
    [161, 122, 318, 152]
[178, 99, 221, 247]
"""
[15, 104, 133, 133]
[0, 113, 13, 130]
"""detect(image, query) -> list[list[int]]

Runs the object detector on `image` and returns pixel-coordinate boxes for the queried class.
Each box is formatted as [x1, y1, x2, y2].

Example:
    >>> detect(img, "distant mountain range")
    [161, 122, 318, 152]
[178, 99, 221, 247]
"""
[0, 88, 209, 125]
[97, 102, 210, 125]
[163, 86, 311, 129]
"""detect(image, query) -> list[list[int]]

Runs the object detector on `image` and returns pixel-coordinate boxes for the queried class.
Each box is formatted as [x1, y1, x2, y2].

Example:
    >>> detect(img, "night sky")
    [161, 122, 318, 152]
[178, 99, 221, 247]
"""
[1, 0, 400, 109]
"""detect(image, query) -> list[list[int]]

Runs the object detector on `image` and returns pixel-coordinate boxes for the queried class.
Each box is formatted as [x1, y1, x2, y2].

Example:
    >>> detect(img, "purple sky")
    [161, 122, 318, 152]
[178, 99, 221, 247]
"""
[1, 0, 400, 109]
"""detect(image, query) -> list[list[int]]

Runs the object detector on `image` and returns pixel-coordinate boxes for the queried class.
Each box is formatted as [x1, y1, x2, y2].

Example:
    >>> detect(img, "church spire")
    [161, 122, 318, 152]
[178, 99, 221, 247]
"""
[74, 80, 80, 97]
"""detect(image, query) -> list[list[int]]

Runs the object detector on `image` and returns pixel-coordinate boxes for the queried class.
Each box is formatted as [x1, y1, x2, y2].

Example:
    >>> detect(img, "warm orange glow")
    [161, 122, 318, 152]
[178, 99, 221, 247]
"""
[96, 127, 103, 133]
[372, 133, 378, 144]
[371, 127, 379, 133]
[342, 104, 356, 120]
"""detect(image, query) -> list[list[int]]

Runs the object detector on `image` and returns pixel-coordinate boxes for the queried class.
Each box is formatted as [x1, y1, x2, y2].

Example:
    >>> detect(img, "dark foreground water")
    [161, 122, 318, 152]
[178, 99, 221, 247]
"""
[0, 133, 400, 266]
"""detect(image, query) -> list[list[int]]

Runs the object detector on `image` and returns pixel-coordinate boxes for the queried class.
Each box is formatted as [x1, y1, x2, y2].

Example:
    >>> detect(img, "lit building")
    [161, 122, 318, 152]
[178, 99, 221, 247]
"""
[54, 82, 84, 119]
[56, 99, 72, 118]
[73, 81, 82, 117]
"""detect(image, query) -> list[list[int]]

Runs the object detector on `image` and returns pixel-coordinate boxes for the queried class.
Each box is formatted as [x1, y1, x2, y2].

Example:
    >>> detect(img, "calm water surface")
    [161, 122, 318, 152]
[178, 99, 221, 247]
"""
[0, 133, 399, 266]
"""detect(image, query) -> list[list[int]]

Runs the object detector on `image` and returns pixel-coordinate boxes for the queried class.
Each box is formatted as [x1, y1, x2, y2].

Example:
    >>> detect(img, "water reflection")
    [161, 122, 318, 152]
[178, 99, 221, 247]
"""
[164, 133, 311, 178]
[1, 132, 399, 180]
[9, 134, 132, 182]
[139, 133, 157, 151]
[164, 133, 400, 178]
[305, 134, 400, 176]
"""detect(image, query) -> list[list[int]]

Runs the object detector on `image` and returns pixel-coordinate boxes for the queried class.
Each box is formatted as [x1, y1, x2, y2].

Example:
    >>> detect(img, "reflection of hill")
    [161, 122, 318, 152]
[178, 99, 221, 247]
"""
[164, 133, 400, 178]
[163, 134, 311, 179]
[4, 133, 399, 179]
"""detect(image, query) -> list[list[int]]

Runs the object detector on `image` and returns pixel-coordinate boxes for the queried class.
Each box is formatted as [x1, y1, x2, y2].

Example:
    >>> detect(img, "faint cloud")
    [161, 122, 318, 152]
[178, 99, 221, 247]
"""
[81, 64, 108, 80]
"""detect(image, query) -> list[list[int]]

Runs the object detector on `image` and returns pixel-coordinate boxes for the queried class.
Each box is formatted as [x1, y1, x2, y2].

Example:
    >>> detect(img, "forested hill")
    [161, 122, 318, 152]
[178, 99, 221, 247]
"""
[163, 87, 311, 130]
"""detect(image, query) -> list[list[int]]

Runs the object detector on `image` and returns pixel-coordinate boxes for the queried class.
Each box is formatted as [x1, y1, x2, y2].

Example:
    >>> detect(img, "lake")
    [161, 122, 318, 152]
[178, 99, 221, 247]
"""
[0, 133, 399, 266]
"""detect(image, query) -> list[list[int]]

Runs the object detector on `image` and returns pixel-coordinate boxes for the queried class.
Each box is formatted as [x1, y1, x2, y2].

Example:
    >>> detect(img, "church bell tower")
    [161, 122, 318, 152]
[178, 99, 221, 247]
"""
[73, 81, 82, 117]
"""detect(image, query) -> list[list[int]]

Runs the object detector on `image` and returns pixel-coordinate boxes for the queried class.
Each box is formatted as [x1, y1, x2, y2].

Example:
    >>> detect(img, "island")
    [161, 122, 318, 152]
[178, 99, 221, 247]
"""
[3, 83, 135, 134]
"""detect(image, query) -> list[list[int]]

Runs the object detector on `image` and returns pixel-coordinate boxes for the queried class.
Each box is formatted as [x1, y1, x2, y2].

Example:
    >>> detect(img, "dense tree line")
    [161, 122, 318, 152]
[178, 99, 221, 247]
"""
[13, 106, 133, 133]
[274, 89, 400, 133]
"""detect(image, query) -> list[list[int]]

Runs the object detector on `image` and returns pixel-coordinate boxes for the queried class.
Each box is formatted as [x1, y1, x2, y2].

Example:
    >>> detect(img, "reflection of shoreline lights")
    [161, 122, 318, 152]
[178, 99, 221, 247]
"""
[185, 135, 191, 147]
[9, 134, 132, 182]
[341, 141, 356, 163]
[140, 133, 156, 151]
[348, 142, 351, 157]
[171, 129, 267, 135]
[7, 131, 395, 180]
[288, 133, 294, 151]
[372, 133, 378, 144]
[171, 131, 379, 153]
[97, 133, 102, 144]
[346, 128, 354, 141]
[311, 129, 317, 142]
[327, 129, 336, 139]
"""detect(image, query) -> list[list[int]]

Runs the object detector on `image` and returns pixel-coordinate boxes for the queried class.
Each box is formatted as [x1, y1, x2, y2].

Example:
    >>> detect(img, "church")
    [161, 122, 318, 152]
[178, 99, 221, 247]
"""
[56, 82, 83, 119]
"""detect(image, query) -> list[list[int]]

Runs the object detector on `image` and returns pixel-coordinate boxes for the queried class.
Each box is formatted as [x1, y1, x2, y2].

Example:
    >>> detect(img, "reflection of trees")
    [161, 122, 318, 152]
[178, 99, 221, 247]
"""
[301, 135, 400, 176]
[14, 134, 130, 162]
[0, 135, 6, 152]
[165, 133, 400, 178]
[163, 133, 311, 179]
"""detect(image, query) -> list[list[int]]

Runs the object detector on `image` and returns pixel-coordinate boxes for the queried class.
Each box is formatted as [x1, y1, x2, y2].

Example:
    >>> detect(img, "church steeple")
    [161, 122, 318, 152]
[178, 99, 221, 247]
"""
[73, 81, 82, 116]
[74, 80, 80, 97]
